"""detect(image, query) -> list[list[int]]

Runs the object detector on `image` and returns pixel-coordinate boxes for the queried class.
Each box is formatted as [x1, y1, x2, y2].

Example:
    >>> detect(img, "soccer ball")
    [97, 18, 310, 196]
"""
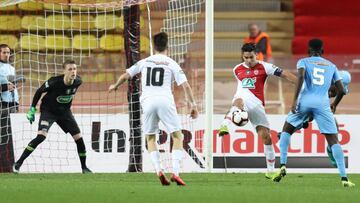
[232, 110, 249, 127]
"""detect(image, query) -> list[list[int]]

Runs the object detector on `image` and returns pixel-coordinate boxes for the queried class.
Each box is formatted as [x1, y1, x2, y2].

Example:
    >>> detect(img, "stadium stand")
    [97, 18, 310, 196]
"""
[45, 15, 71, 30]
[71, 15, 96, 30]
[100, 34, 124, 51]
[0, 4, 15, 10]
[45, 35, 72, 50]
[72, 34, 98, 50]
[292, 0, 360, 54]
[21, 15, 46, 30]
[0, 15, 21, 31]
[95, 14, 124, 30]
[18, 1, 43, 11]
[0, 34, 17, 48]
[43, 2, 69, 11]
[20, 34, 46, 50]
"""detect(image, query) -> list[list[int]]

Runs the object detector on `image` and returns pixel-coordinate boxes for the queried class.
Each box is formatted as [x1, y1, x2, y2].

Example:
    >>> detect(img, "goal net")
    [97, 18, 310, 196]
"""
[0, 0, 206, 173]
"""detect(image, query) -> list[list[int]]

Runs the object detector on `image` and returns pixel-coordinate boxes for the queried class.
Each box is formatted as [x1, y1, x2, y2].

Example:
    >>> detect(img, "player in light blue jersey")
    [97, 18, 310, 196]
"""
[272, 39, 355, 187]
[277, 70, 352, 167]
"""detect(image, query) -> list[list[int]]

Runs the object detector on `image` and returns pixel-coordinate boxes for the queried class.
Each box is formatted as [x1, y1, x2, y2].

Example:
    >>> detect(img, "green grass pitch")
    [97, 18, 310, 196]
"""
[0, 173, 359, 203]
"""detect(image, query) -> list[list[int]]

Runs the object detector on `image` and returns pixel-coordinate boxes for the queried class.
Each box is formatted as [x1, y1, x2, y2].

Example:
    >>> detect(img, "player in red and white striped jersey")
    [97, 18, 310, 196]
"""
[218, 43, 297, 178]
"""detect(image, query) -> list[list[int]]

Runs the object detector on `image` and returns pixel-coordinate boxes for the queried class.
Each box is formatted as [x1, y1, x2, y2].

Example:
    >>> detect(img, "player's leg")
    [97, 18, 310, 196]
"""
[278, 122, 297, 168]
[142, 98, 170, 185]
[170, 131, 186, 186]
[271, 122, 296, 182]
[256, 125, 276, 177]
[324, 134, 354, 187]
[57, 112, 91, 173]
[247, 105, 275, 177]
[170, 131, 183, 177]
[72, 133, 91, 173]
[273, 110, 308, 182]
[146, 134, 170, 185]
[157, 97, 186, 186]
[326, 117, 339, 167]
[218, 97, 244, 136]
[278, 114, 312, 140]
[146, 134, 161, 173]
[14, 111, 55, 173]
[315, 107, 355, 187]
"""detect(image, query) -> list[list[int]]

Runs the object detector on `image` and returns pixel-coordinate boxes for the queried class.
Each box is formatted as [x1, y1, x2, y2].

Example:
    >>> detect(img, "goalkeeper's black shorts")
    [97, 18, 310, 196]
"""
[38, 109, 80, 136]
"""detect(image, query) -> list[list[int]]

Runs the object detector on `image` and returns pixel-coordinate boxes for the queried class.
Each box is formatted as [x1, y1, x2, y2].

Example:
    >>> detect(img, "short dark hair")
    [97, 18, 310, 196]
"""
[308, 38, 323, 53]
[153, 32, 168, 52]
[0, 44, 9, 50]
[241, 43, 256, 53]
[63, 59, 76, 69]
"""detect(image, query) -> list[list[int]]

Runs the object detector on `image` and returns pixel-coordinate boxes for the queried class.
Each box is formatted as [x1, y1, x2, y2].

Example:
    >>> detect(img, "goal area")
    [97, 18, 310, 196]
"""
[0, 0, 209, 173]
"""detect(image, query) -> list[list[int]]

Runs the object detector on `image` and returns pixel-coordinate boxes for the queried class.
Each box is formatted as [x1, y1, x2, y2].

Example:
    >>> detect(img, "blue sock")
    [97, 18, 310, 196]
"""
[279, 132, 291, 165]
[331, 144, 347, 178]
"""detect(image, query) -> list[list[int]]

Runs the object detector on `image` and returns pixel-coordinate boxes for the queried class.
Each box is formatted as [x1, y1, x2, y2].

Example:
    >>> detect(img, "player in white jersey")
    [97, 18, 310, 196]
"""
[218, 43, 297, 178]
[109, 32, 198, 186]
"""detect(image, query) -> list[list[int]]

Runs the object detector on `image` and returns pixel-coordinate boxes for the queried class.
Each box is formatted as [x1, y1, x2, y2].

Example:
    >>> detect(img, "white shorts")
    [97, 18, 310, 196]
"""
[141, 96, 181, 135]
[232, 95, 269, 129]
[247, 104, 270, 129]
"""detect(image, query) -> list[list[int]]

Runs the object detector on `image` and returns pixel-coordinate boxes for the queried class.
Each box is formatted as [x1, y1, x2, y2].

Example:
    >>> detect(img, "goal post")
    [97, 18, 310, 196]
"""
[123, 5, 142, 172]
[0, 0, 209, 173]
[205, 0, 213, 172]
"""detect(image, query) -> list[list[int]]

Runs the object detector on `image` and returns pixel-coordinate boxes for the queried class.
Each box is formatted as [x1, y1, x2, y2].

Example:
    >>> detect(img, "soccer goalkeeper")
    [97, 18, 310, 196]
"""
[13, 60, 92, 174]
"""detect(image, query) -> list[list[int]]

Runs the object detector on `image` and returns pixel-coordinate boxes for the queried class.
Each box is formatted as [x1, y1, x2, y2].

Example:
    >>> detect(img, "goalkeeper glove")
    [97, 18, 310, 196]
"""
[26, 107, 36, 124]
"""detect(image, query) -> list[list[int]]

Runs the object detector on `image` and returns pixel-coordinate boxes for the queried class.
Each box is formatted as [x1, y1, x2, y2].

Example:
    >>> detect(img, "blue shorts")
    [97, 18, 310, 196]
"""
[286, 105, 337, 134]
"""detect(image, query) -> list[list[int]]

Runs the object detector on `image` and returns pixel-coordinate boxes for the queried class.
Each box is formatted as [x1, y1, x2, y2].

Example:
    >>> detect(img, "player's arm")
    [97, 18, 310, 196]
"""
[290, 68, 305, 113]
[108, 72, 131, 93]
[0, 75, 15, 92]
[26, 80, 51, 124]
[279, 70, 297, 84]
[109, 62, 141, 93]
[328, 85, 337, 98]
[181, 81, 198, 119]
[263, 62, 296, 84]
[331, 80, 346, 113]
[0, 82, 15, 92]
[31, 82, 50, 108]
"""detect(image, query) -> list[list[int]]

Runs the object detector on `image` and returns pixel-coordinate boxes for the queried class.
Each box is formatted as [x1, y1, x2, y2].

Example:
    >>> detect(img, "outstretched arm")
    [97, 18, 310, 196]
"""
[181, 81, 198, 119]
[280, 70, 297, 84]
[291, 68, 305, 113]
[108, 72, 131, 93]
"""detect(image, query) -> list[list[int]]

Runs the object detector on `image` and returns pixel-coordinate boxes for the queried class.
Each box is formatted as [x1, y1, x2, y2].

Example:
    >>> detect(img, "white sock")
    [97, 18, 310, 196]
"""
[264, 144, 275, 172]
[150, 151, 161, 174]
[172, 149, 183, 176]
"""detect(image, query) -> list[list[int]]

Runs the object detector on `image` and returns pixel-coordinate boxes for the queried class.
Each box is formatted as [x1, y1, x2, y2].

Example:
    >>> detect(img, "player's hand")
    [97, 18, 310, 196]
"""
[7, 82, 15, 92]
[108, 84, 118, 93]
[330, 103, 337, 113]
[190, 104, 198, 119]
[26, 107, 36, 124]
